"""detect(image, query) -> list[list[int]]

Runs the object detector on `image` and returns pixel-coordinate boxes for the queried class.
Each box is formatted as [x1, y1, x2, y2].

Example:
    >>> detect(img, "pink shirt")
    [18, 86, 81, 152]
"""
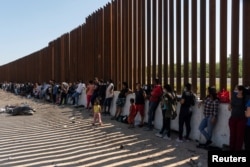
[87, 84, 95, 96]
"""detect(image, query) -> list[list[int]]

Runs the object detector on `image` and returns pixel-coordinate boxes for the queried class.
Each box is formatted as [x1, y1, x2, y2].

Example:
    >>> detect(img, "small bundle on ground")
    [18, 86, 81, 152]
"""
[4, 104, 36, 116]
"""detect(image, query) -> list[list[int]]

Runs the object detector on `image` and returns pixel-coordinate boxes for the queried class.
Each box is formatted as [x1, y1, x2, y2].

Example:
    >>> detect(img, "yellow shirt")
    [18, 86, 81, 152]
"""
[93, 105, 101, 113]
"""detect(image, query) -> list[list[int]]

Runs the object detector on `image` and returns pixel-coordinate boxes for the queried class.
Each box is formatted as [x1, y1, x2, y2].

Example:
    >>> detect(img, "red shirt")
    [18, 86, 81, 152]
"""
[149, 85, 163, 102]
[130, 104, 137, 115]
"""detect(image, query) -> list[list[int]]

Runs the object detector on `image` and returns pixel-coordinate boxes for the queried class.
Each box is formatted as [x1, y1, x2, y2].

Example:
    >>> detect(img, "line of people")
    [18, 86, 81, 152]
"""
[1, 78, 250, 151]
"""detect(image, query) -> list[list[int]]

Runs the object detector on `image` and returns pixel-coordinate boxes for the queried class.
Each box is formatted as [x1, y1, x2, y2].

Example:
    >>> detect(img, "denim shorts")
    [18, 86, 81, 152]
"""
[116, 98, 126, 107]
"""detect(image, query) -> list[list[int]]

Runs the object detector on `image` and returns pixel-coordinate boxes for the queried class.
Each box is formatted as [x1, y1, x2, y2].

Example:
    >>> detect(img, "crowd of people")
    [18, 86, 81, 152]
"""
[1, 77, 250, 151]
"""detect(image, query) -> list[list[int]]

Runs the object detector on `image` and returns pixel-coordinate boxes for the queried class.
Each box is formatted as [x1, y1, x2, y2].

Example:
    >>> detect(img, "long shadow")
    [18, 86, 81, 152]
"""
[0, 95, 208, 167]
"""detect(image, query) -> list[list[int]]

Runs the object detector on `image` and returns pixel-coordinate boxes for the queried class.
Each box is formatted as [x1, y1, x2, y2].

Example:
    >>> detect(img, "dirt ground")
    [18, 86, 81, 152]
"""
[0, 90, 207, 167]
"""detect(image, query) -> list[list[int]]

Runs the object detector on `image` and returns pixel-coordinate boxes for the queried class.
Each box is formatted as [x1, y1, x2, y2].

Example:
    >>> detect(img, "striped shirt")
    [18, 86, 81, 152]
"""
[203, 97, 219, 117]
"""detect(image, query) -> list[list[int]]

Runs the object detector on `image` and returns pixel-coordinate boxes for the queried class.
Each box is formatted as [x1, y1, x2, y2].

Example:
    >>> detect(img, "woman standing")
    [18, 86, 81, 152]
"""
[86, 80, 95, 109]
[155, 84, 176, 140]
[228, 85, 247, 151]
[198, 86, 219, 146]
[111, 82, 131, 120]
[245, 99, 250, 150]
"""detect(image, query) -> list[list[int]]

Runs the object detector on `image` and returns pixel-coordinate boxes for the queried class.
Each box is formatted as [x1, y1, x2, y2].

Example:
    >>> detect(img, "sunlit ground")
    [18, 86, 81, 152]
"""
[0, 91, 207, 167]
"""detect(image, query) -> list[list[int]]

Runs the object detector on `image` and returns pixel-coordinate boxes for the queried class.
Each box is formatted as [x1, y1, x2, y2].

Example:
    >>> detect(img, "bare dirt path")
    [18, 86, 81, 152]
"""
[0, 90, 207, 167]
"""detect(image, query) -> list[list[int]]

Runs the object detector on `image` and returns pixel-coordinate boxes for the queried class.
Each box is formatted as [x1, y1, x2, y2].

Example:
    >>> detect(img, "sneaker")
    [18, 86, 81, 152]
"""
[163, 136, 171, 140]
[128, 125, 135, 129]
[184, 137, 191, 142]
[144, 127, 153, 131]
[176, 138, 183, 143]
[138, 124, 144, 128]
[205, 140, 212, 146]
[155, 133, 163, 138]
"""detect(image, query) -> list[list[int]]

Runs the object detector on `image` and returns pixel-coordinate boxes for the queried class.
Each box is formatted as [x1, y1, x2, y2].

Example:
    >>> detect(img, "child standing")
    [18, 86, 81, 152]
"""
[128, 98, 137, 129]
[92, 99, 103, 126]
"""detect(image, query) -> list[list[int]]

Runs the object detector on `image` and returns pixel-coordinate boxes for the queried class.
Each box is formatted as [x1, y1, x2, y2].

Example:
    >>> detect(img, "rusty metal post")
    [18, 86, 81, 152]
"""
[209, 0, 216, 87]
[158, 0, 163, 84]
[121, 0, 127, 87]
[141, 0, 146, 85]
[112, 1, 118, 85]
[163, 0, 168, 85]
[200, 0, 206, 98]
[231, 0, 240, 92]
[243, 0, 250, 86]
[192, 0, 197, 93]
[128, 0, 132, 88]
[138, 0, 143, 84]
[169, 0, 174, 87]
[152, 0, 157, 80]
[176, 0, 182, 93]
[147, 0, 151, 84]
[133, 0, 138, 88]
[183, 0, 189, 85]
[220, 0, 227, 91]
[117, 0, 122, 89]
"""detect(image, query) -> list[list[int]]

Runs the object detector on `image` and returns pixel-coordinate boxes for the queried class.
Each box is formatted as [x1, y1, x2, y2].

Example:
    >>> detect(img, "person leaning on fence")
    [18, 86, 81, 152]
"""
[86, 80, 95, 109]
[111, 82, 131, 120]
[198, 86, 219, 147]
[155, 84, 176, 140]
[98, 79, 107, 106]
[177, 83, 196, 142]
[72, 80, 85, 106]
[59, 82, 69, 105]
[228, 85, 248, 151]
[90, 77, 100, 107]
[134, 83, 147, 127]
[144, 78, 163, 131]
[245, 98, 250, 151]
[103, 79, 114, 116]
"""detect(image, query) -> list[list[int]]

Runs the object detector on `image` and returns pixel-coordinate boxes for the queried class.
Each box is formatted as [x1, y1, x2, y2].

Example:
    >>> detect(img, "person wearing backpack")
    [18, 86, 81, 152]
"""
[177, 83, 196, 142]
[155, 84, 177, 140]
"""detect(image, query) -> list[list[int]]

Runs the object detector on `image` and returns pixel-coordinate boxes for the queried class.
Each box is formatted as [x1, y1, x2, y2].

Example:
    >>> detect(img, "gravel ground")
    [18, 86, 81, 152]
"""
[0, 90, 207, 167]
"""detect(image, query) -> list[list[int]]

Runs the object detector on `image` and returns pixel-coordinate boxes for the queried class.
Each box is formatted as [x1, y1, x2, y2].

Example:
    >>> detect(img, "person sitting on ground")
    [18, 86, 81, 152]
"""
[92, 99, 103, 126]
[111, 82, 131, 120]
[198, 86, 219, 147]
[128, 98, 137, 129]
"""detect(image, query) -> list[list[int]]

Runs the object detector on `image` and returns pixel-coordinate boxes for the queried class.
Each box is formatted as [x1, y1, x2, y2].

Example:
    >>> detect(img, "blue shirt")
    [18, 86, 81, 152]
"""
[246, 100, 250, 126]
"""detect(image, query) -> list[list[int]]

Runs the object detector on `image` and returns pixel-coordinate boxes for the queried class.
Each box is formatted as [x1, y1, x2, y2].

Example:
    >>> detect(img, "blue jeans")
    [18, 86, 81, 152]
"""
[147, 101, 159, 128]
[199, 116, 214, 141]
[72, 92, 81, 105]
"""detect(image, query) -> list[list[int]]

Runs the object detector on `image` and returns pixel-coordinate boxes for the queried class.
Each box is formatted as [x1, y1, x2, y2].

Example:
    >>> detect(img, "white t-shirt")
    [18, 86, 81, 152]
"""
[76, 83, 86, 94]
[106, 83, 114, 98]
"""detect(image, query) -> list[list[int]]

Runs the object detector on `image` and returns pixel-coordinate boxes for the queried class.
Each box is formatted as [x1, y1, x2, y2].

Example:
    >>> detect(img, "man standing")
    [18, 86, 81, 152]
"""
[177, 83, 195, 142]
[144, 78, 163, 131]
[72, 80, 85, 106]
